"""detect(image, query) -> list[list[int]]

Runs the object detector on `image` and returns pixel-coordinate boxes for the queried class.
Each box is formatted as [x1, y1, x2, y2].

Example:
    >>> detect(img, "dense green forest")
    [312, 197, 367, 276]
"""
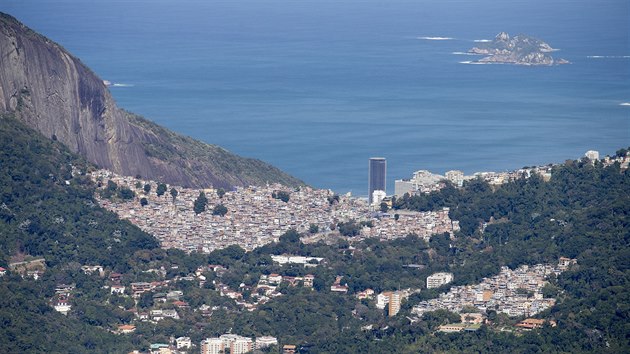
[0, 116, 155, 352]
[0, 116, 158, 269]
[0, 114, 628, 353]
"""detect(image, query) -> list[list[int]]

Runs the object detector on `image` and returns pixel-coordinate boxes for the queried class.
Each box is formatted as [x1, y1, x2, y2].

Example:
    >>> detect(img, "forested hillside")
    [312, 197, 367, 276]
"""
[1, 113, 628, 353]
[0, 115, 158, 268]
[0, 115, 155, 352]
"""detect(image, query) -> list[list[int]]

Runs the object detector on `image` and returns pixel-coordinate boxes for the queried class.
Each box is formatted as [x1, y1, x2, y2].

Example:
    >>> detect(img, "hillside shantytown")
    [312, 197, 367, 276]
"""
[90, 170, 458, 253]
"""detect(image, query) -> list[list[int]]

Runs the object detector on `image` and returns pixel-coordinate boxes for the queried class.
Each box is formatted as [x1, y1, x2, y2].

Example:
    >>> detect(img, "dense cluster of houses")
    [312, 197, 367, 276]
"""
[91, 170, 459, 253]
[412, 258, 577, 318]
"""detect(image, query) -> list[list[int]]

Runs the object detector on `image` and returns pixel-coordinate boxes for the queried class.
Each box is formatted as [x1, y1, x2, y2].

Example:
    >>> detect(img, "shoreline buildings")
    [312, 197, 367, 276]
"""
[368, 157, 386, 205]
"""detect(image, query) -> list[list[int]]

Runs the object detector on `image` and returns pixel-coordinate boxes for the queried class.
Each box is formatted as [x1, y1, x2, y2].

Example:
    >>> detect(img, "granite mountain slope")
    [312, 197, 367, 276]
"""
[0, 12, 303, 189]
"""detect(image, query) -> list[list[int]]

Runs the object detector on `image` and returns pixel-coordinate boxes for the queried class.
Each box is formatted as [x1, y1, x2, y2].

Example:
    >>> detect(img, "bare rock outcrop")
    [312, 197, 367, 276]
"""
[0, 13, 303, 189]
[467, 32, 569, 66]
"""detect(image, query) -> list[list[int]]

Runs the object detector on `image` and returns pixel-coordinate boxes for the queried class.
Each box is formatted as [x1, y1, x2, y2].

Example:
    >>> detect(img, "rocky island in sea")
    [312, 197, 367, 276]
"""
[467, 32, 570, 65]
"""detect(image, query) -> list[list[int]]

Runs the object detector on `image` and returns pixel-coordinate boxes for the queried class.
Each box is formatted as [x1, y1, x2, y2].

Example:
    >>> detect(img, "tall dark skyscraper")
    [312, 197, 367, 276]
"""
[368, 157, 386, 204]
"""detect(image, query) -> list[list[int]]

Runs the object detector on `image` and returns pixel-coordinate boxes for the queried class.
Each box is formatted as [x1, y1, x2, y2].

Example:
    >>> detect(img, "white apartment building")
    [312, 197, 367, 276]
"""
[427, 272, 454, 289]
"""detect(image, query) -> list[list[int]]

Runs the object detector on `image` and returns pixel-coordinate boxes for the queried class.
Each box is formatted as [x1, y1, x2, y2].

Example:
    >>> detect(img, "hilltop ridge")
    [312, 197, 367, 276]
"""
[0, 12, 303, 189]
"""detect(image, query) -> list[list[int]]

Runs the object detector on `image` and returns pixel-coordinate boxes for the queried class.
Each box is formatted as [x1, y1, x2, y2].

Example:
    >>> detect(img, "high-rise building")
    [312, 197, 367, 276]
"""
[585, 150, 599, 161]
[201, 338, 224, 354]
[368, 157, 386, 204]
[388, 291, 401, 317]
[230, 337, 253, 354]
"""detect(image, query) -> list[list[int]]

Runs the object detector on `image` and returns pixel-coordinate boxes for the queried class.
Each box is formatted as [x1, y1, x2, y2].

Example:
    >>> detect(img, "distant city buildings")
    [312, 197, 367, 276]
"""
[371, 190, 387, 207]
[445, 170, 464, 187]
[426, 272, 454, 289]
[368, 157, 386, 205]
[585, 150, 599, 161]
[394, 170, 445, 197]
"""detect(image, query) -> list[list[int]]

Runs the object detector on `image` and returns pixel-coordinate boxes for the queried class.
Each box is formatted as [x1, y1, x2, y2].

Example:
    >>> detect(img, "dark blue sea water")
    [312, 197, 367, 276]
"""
[4, 0, 629, 195]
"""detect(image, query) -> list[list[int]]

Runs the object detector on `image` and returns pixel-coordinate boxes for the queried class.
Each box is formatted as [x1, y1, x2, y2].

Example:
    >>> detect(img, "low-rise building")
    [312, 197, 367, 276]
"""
[118, 324, 136, 334]
[81, 265, 104, 276]
[356, 288, 375, 300]
[52, 295, 72, 315]
[131, 282, 153, 297]
[255, 336, 278, 349]
[376, 292, 391, 309]
[427, 272, 454, 289]
[303, 274, 315, 288]
[111, 285, 125, 295]
[558, 257, 577, 270]
[460, 312, 485, 324]
[516, 318, 556, 330]
[283, 344, 297, 354]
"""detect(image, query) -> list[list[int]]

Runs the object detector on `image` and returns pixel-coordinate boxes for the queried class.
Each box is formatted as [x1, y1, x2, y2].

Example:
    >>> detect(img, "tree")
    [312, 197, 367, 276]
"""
[193, 192, 208, 214]
[394, 214, 400, 221]
[140, 198, 148, 207]
[118, 187, 135, 200]
[143, 183, 151, 194]
[217, 188, 226, 199]
[170, 188, 178, 203]
[421, 309, 461, 329]
[272, 190, 290, 203]
[279, 229, 301, 243]
[156, 183, 167, 197]
[380, 202, 389, 213]
[309, 224, 319, 234]
[107, 180, 118, 192]
[212, 204, 228, 217]
[327, 195, 340, 205]
[338, 220, 360, 237]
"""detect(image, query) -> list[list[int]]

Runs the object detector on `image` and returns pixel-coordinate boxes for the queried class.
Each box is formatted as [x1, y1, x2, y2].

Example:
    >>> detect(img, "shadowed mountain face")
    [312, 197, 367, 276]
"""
[0, 13, 304, 189]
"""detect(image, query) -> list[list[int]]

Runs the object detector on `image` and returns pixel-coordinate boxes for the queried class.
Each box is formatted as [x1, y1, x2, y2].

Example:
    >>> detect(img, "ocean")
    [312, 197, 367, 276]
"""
[3, 0, 629, 195]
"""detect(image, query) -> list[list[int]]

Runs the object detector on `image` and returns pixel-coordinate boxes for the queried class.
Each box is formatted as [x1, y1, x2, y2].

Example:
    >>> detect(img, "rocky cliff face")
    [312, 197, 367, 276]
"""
[0, 13, 303, 189]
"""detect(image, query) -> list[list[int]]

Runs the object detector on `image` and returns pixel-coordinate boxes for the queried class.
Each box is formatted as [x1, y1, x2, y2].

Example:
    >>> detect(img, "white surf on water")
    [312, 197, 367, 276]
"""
[459, 61, 494, 65]
[452, 51, 481, 56]
[587, 55, 630, 59]
[417, 36, 455, 40]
